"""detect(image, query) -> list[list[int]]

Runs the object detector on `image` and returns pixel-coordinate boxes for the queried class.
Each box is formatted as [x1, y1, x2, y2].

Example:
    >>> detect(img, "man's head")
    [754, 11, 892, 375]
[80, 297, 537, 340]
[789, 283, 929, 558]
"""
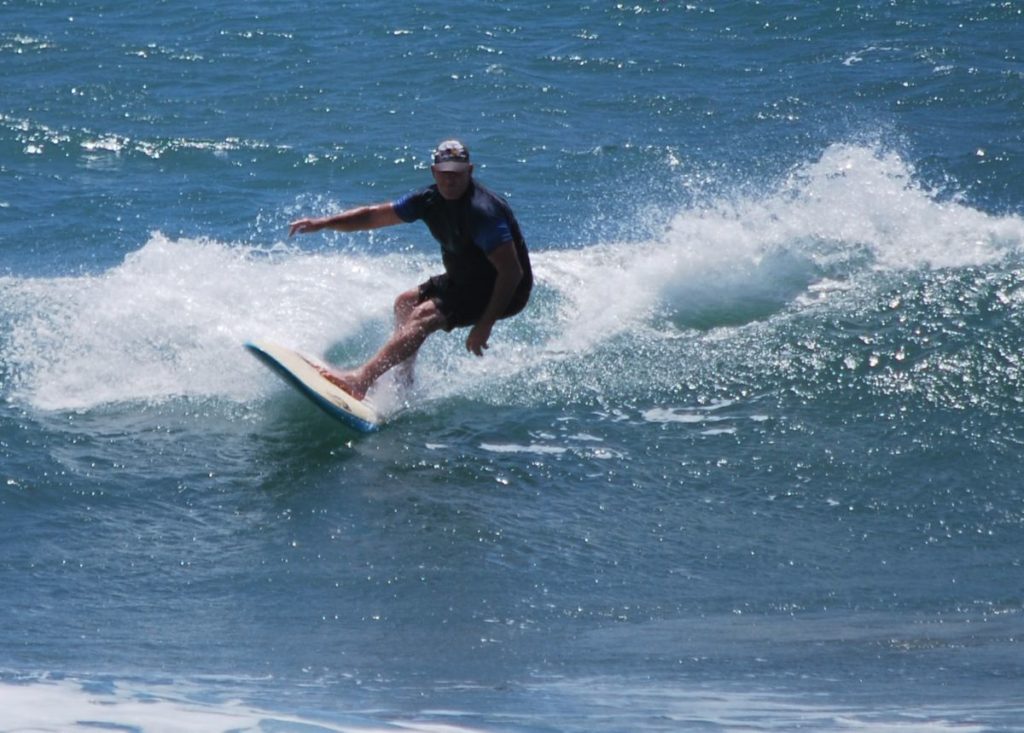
[432, 139, 471, 172]
[431, 139, 473, 199]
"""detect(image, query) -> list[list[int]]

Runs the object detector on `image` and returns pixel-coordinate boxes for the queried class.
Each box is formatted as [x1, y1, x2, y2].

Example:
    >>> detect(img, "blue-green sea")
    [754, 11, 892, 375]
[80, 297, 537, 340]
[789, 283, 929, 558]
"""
[2, 2, 1023, 731]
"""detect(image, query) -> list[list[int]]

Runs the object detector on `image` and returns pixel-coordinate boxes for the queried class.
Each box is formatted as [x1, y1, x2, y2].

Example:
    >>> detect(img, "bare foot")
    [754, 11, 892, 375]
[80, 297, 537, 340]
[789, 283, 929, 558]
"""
[323, 369, 367, 401]
[302, 358, 368, 400]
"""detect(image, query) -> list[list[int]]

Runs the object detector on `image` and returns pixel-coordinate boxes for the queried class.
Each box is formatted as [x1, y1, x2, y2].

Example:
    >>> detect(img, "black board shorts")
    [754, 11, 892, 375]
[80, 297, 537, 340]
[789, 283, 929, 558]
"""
[418, 273, 531, 331]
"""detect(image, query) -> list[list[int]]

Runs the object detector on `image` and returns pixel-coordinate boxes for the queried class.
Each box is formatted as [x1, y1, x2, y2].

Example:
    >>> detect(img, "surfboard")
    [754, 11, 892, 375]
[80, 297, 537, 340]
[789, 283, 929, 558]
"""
[245, 339, 382, 433]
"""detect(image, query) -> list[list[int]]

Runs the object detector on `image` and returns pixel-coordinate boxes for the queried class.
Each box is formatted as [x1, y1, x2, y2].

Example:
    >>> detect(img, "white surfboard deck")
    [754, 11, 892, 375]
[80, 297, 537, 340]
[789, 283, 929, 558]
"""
[246, 339, 382, 433]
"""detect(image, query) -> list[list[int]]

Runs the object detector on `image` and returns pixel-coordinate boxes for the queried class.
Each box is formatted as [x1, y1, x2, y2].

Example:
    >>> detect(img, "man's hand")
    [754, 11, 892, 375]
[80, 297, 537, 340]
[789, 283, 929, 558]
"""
[289, 217, 323, 237]
[464, 242, 523, 357]
[466, 321, 493, 356]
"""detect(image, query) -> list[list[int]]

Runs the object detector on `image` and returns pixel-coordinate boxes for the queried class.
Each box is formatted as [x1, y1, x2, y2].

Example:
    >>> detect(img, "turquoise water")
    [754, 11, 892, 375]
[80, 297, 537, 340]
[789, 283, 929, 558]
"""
[2, 2, 1023, 731]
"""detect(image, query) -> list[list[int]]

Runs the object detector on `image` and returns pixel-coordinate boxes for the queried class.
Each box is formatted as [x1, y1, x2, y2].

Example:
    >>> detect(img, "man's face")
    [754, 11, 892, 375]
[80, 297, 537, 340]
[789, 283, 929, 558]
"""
[432, 165, 473, 200]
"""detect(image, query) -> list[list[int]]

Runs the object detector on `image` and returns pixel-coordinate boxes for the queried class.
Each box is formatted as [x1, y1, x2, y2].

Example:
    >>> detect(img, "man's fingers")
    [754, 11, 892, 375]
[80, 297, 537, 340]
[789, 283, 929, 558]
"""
[289, 219, 315, 237]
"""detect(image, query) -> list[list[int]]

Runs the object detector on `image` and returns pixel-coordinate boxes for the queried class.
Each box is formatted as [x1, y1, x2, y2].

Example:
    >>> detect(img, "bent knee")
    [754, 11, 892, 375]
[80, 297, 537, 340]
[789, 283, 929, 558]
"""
[394, 288, 422, 319]
[408, 299, 447, 332]
[394, 288, 419, 310]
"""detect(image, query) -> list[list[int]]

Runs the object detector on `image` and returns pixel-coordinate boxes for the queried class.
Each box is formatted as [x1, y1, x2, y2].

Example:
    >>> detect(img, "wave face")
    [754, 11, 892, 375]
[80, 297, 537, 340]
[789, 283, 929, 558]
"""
[4, 144, 1023, 416]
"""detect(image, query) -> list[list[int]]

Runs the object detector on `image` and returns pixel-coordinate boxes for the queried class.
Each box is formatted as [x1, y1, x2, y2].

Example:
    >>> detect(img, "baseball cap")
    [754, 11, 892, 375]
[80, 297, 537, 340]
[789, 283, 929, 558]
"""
[432, 139, 471, 171]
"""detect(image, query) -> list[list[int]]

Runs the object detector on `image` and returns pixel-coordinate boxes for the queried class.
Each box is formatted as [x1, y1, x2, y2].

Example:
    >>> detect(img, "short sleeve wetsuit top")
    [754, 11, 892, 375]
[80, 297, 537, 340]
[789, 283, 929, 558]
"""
[393, 179, 533, 329]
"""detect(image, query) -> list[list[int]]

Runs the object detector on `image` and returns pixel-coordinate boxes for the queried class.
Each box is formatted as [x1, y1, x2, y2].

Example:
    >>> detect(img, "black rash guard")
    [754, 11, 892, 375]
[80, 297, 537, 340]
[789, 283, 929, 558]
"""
[393, 179, 533, 305]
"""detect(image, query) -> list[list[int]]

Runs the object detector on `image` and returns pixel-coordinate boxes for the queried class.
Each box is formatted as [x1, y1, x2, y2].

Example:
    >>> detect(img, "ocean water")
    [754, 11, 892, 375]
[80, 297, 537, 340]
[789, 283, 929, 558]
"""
[2, 1, 1023, 731]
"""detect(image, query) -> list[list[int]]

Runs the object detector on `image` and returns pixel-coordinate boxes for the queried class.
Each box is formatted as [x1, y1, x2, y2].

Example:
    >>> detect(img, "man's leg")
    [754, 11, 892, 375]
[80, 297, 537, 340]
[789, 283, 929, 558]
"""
[392, 288, 423, 390]
[330, 290, 446, 400]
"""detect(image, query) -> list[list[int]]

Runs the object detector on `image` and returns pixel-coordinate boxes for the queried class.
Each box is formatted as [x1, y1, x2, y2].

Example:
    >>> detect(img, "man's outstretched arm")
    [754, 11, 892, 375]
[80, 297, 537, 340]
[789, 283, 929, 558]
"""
[289, 202, 402, 236]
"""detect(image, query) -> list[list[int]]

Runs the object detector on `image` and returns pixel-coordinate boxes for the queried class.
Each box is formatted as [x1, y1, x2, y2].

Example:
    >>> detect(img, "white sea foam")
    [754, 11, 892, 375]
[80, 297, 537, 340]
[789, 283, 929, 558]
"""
[536, 143, 1024, 350]
[480, 442, 567, 455]
[0, 676, 487, 733]
[2, 234, 419, 411]
[536, 676, 994, 733]
[0, 674, 997, 733]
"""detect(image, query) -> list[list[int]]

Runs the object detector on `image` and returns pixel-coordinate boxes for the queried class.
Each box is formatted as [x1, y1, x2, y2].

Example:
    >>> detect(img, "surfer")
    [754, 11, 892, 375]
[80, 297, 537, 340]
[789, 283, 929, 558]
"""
[288, 139, 532, 400]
